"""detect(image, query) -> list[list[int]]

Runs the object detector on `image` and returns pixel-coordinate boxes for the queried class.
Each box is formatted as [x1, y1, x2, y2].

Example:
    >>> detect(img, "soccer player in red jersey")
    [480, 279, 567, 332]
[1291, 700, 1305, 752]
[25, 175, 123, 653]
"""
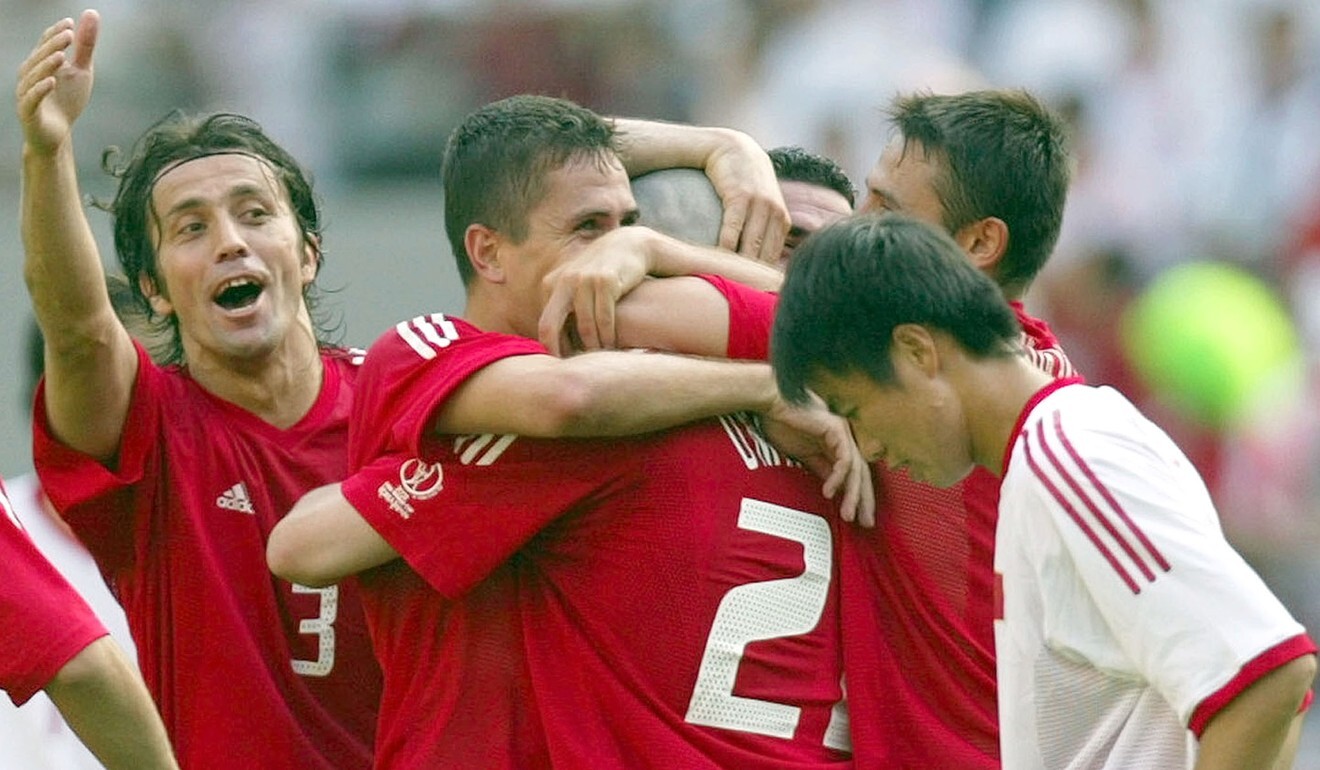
[535, 89, 1080, 768]
[17, 12, 382, 768]
[269, 94, 867, 768]
[0, 479, 178, 769]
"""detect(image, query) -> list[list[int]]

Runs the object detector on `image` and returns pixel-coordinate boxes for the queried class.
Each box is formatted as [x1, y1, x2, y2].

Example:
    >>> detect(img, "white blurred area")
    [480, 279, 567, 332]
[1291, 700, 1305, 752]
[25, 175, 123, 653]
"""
[1, 0, 1318, 765]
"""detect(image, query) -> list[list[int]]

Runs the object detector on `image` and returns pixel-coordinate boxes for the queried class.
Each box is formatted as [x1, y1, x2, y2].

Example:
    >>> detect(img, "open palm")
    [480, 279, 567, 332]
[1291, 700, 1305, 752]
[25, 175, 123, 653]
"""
[15, 10, 98, 154]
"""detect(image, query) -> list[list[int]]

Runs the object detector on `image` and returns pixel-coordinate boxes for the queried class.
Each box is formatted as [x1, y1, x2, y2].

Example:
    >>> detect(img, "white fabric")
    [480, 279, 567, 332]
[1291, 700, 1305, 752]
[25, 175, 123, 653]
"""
[0, 473, 137, 770]
[995, 384, 1307, 769]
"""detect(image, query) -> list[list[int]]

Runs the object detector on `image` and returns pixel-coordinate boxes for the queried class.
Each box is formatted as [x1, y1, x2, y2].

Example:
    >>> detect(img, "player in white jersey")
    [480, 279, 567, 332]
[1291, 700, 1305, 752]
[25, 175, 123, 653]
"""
[770, 213, 1317, 770]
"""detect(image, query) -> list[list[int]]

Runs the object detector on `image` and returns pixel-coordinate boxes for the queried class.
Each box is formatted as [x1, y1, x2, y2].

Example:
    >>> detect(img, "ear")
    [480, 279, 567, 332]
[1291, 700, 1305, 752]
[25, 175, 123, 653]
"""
[300, 234, 322, 285]
[952, 216, 1008, 275]
[464, 223, 506, 283]
[139, 273, 173, 317]
[891, 323, 940, 378]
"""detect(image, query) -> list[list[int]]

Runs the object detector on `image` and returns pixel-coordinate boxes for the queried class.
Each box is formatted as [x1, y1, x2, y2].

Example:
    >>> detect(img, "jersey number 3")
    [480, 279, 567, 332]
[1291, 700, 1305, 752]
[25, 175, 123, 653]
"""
[291, 583, 338, 677]
[685, 498, 848, 750]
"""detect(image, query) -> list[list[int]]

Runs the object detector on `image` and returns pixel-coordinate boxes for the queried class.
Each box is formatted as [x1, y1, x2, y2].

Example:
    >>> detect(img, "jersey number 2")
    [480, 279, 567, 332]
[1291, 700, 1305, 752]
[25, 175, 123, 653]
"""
[685, 498, 848, 749]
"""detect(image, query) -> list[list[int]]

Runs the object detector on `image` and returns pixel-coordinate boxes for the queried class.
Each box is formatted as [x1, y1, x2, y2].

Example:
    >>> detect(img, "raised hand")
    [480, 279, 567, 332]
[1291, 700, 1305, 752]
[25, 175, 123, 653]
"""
[15, 9, 99, 155]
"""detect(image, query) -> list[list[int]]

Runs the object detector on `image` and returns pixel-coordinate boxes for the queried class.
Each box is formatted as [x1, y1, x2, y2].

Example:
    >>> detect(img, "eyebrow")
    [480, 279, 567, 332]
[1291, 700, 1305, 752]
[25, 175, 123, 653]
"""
[161, 183, 269, 220]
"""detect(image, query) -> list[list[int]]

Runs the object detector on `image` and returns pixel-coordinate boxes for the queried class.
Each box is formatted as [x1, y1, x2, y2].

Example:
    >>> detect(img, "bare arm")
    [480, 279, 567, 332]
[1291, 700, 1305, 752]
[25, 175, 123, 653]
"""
[613, 118, 788, 264]
[538, 226, 781, 355]
[18, 10, 138, 462]
[45, 636, 178, 770]
[267, 484, 398, 588]
[434, 351, 778, 438]
[1195, 654, 1317, 770]
[435, 348, 870, 521]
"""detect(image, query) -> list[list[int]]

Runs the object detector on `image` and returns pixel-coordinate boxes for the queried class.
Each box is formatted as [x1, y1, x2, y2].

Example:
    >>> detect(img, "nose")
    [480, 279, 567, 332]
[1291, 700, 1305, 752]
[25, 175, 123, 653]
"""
[211, 214, 249, 261]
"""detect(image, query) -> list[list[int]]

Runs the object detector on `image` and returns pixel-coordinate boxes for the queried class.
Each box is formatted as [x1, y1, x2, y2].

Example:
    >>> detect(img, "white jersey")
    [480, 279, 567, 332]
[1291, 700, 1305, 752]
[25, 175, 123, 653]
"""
[995, 381, 1314, 769]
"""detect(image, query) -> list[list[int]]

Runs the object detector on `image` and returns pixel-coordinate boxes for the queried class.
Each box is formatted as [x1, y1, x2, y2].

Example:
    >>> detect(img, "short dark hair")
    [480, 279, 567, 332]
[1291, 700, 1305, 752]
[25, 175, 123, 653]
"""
[768, 145, 856, 207]
[772, 213, 1021, 403]
[888, 89, 1071, 297]
[442, 94, 619, 286]
[98, 111, 331, 366]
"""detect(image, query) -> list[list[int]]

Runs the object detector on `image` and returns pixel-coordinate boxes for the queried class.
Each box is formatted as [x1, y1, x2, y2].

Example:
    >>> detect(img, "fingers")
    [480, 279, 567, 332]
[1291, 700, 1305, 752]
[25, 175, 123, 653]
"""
[718, 196, 791, 264]
[717, 202, 745, 254]
[572, 283, 603, 352]
[737, 202, 769, 261]
[537, 287, 572, 356]
[70, 10, 101, 72]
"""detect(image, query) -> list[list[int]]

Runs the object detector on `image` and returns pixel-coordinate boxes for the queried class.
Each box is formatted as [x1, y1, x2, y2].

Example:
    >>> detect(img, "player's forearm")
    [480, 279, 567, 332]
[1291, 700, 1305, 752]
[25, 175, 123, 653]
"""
[268, 483, 399, 587]
[552, 352, 777, 437]
[641, 231, 783, 291]
[46, 636, 179, 770]
[1194, 655, 1317, 770]
[612, 118, 736, 175]
[23, 143, 139, 459]
[22, 142, 119, 346]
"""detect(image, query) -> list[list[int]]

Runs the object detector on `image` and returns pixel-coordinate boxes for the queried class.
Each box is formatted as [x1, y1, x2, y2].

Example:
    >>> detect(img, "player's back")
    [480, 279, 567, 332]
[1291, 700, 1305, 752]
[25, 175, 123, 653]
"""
[514, 413, 851, 769]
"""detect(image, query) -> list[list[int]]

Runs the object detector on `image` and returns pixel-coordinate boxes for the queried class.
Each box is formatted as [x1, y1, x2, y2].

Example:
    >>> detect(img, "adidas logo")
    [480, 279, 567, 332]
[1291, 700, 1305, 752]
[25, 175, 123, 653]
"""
[216, 482, 255, 514]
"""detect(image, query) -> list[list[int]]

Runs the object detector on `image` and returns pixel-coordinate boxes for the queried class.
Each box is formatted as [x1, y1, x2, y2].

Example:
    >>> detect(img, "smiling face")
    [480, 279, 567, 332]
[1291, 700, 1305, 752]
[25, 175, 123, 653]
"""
[811, 356, 976, 489]
[145, 153, 317, 368]
[497, 154, 638, 335]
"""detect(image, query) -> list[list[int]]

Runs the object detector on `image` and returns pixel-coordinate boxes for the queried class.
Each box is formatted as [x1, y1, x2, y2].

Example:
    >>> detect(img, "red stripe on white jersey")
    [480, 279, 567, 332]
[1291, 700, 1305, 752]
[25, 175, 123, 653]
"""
[1023, 432, 1141, 594]
[1049, 411, 1171, 573]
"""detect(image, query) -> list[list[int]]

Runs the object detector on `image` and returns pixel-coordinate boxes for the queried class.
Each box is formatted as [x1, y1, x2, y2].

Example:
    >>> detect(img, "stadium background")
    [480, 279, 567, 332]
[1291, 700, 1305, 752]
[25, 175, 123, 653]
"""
[1, 0, 1318, 764]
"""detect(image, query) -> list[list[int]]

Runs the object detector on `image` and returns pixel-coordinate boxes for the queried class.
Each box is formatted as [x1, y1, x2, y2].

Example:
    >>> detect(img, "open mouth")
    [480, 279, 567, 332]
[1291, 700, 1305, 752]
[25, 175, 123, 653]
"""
[214, 277, 264, 310]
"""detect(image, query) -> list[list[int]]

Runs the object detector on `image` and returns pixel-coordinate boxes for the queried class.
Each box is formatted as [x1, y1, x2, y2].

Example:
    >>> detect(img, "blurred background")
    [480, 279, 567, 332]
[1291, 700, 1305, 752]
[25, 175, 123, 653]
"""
[2, 0, 1319, 763]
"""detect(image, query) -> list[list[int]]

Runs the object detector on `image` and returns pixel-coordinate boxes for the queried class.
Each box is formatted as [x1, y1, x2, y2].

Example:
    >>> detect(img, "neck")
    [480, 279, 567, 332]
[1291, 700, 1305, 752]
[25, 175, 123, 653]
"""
[958, 353, 1055, 478]
[463, 289, 526, 337]
[184, 330, 324, 429]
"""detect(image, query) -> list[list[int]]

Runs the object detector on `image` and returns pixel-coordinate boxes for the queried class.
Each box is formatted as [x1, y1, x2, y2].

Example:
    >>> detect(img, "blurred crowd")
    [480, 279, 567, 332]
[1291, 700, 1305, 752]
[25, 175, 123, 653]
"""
[2, 0, 1318, 720]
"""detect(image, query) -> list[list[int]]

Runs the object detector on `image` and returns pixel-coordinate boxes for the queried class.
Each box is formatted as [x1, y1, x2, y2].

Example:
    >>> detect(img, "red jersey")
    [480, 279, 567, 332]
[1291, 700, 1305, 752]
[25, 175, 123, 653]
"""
[33, 342, 383, 770]
[342, 310, 850, 769]
[0, 479, 108, 706]
[724, 283, 1078, 767]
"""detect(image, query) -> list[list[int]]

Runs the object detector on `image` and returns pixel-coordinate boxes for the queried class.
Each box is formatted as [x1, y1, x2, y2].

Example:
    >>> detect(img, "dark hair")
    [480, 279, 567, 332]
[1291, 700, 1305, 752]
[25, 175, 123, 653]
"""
[768, 145, 856, 207]
[442, 94, 619, 286]
[888, 89, 1071, 297]
[772, 213, 1021, 403]
[97, 111, 331, 365]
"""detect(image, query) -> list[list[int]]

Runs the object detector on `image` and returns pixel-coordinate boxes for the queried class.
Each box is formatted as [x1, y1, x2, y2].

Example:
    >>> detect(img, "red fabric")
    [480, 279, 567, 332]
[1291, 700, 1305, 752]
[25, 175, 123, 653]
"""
[0, 479, 108, 706]
[346, 315, 850, 768]
[33, 342, 381, 770]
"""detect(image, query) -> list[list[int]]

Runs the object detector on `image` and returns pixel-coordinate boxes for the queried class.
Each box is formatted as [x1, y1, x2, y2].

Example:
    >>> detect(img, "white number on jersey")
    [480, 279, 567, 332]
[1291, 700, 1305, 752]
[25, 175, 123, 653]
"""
[685, 498, 833, 739]
[396, 314, 461, 360]
[290, 583, 338, 677]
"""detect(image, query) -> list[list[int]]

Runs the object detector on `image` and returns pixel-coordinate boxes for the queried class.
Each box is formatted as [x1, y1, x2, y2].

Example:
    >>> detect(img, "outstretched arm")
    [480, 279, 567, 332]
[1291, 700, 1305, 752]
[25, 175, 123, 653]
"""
[18, 10, 138, 462]
[1195, 654, 1315, 770]
[613, 118, 788, 264]
[45, 636, 179, 769]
